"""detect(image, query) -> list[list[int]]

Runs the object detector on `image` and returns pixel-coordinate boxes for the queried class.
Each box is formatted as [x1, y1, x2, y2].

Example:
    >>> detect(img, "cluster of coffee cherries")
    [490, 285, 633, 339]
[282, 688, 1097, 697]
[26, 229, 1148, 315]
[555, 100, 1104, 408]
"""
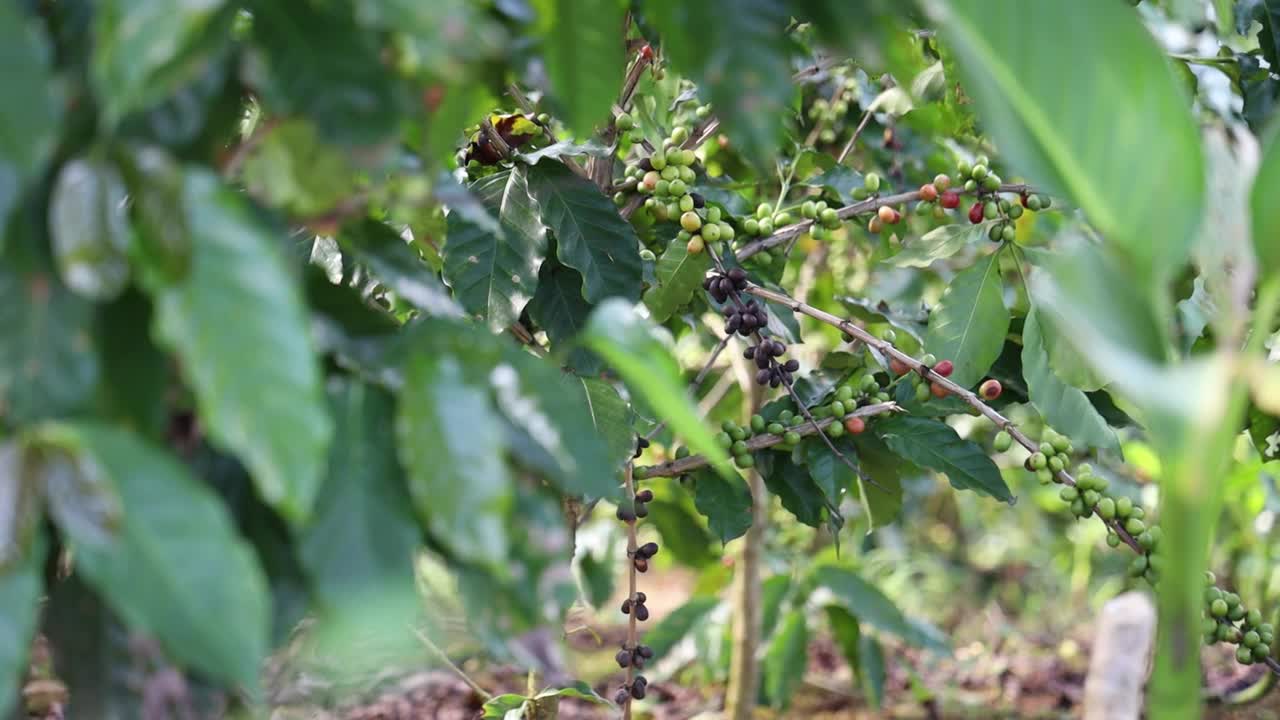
[1203, 572, 1276, 665]
[951, 155, 1052, 242]
[746, 339, 800, 389]
[912, 173, 962, 219]
[889, 352, 956, 400]
[615, 458, 660, 706]
[614, 672, 650, 703]
[847, 173, 904, 235]
[801, 196, 850, 242]
[615, 486, 654, 522]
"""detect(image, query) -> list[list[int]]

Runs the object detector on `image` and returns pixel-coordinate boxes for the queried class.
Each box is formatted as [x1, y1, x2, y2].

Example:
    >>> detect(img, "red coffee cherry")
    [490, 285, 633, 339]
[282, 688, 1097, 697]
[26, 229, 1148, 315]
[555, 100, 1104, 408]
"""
[940, 190, 961, 209]
[919, 183, 938, 201]
[930, 382, 950, 399]
[933, 359, 954, 377]
[979, 378, 1003, 400]
[889, 357, 910, 376]
[844, 417, 866, 434]
[968, 202, 984, 224]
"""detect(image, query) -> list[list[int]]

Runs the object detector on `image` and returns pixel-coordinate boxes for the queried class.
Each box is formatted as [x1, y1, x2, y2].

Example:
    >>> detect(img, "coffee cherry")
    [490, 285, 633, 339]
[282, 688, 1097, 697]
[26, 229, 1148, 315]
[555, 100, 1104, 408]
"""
[1097, 497, 1116, 520]
[979, 379, 1002, 400]
[621, 598, 633, 614]
[930, 382, 950, 398]
[1248, 609, 1264, 628]
[826, 422, 845, 438]
[1125, 517, 1146, 536]
[1027, 195, 1043, 211]
[615, 687, 631, 705]
[1029, 452, 1047, 470]
[671, 126, 689, 144]
[635, 502, 649, 518]
[1037, 468, 1055, 484]
[934, 174, 952, 190]
[919, 183, 939, 202]
[968, 202, 984, 224]
[680, 210, 702, 233]
[972, 164, 988, 179]
[617, 505, 636, 522]
[1255, 644, 1272, 662]
[864, 173, 881, 192]
[993, 430, 1012, 451]
[1238, 646, 1256, 664]
[617, 649, 633, 667]
[877, 205, 899, 224]
[867, 216, 883, 234]
[940, 190, 960, 209]
[845, 416, 866, 434]
[783, 431, 801, 445]
[638, 542, 659, 558]
[631, 681, 647, 700]
[635, 603, 650, 621]
[636, 489, 654, 503]
[983, 201, 999, 220]
[1116, 497, 1134, 518]
[933, 360, 954, 377]
[889, 357, 910, 376]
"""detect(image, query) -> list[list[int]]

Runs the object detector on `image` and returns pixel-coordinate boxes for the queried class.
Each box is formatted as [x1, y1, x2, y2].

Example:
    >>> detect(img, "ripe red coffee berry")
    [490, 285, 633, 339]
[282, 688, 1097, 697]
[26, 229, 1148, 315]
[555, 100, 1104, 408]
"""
[919, 183, 938, 202]
[889, 357, 910, 376]
[1020, 191, 1031, 208]
[940, 190, 960, 209]
[979, 378, 1003, 400]
[933, 359, 954, 377]
[930, 382, 950, 399]
[877, 205, 896, 223]
[844, 417, 866, 434]
[640, 43, 654, 61]
[968, 202, 984, 224]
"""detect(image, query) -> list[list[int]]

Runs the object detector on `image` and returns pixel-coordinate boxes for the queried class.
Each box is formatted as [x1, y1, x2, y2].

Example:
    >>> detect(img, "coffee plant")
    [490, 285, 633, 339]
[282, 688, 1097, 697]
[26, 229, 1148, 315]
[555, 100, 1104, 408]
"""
[3, 0, 1280, 718]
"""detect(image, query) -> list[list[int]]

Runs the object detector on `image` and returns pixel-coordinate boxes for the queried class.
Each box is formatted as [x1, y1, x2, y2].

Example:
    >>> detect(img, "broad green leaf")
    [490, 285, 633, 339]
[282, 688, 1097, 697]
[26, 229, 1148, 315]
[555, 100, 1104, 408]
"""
[353, 0, 506, 74]
[763, 610, 809, 709]
[825, 606, 863, 689]
[859, 633, 886, 709]
[647, 497, 718, 568]
[0, 532, 46, 719]
[1252, 118, 1280, 283]
[1022, 308, 1119, 453]
[645, 0, 792, 163]
[91, 0, 233, 126]
[528, 258, 601, 375]
[32, 444, 122, 549]
[38, 423, 269, 690]
[564, 375, 634, 467]
[928, 0, 1204, 280]
[850, 435, 905, 530]
[1037, 305, 1105, 391]
[527, 162, 642, 303]
[0, 236, 99, 424]
[874, 415, 1012, 502]
[888, 221, 992, 268]
[443, 167, 548, 331]
[298, 380, 419, 609]
[643, 236, 713, 323]
[241, 120, 359, 216]
[150, 171, 332, 525]
[804, 166, 864, 202]
[0, 3, 61, 238]
[118, 146, 191, 284]
[480, 694, 527, 719]
[692, 468, 753, 544]
[814, 564, 949, 652]
[803, 438, 856, 505]
[533, 682, 611, 705]
[760, 574, 793, 641]
[644, 596, 720, 657]
[762, 455, 826, 527]
[924, 251, 1009, 388]
[397, 352, 510, 565]
[245, 2, 402, 145]
[48, 157, 132, 300]
[532, 0, 625, 137]
[584, 300, 731, 473]
[339, 219, 463, 318]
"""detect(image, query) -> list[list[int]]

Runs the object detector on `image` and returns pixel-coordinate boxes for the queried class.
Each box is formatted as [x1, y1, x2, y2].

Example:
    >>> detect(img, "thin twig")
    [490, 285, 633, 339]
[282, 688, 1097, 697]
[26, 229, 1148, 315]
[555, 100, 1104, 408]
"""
[506, 84, 591, 180]
[637, 402, 900, 478]
[479, 116, 512, 159]
[836, 108, 874, 165]
[411, 627, 492, 701]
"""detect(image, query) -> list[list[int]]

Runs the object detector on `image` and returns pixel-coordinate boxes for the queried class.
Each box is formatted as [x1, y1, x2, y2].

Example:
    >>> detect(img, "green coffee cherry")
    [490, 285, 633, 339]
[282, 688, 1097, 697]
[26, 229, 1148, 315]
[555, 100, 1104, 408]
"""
[1125, 518, 1146, 536]
[1230, 605, 1247, 622]
[830, 400, 845, 416]
[826, 422, 845, 438]
[732, 440, 749, 455]
[734, 453, 755, 469]
[1029, 452, 1048, 470]
[1246, 631, 1262, 648]
[971, 164, 988, 179]
[1106, 532, 1121, 547]
[1238, 646, 1255, 664]
[671, 126, 689, 144]
[983, 201, 999, 220]
[836, 386, 855, 402]
[750, 414, 766, 433]
[1206, 586, 1224, 603]
[864, 173, 881, 192]
[767, 422, 785, 435]
[773, 211, 792, 226]
[1255, 644, 1272, 662]
[1116, 497, 1134, 518]
[1130, 555, 1148, 576]
[1097, 497, 1116, 520]
[729, 426, 747, 442]
[1048, 456, 1065, 473]
[993, 430, 1012, 451]
[783, 431, 801, 445]
[1248, 609, 1263, 628]
[1036, 468, 1055, 484]
[1083, 489, 1101, 507]
[1001, 225, 1016, 242]
[1212, 599, 1230, 618]
[715, 432, 732, 448]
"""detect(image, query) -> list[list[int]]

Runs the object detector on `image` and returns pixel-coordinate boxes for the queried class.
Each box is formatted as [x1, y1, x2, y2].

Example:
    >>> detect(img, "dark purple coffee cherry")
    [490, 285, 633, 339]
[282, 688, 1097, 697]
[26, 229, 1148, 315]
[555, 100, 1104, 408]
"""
[635, 502, 649, 518]
[691, 192, 706, 209]
[784, 359, 799, 372]
[616, 649, 632, 667]
[617, 505, 636, 522]
[621, 598, 632, 614]
[637, 645, 654, 659]
[639, 541, 660, 558]
[756, 369, 771, 385]
[631, 682, 646, 700]
[636, 591, 647, 603]
[635, 603, 651, 621]
[636, 488, 654, 502]
[755, 353, 770, 370]
[615, 687, 631, 705]
[743, 346, 756, 360]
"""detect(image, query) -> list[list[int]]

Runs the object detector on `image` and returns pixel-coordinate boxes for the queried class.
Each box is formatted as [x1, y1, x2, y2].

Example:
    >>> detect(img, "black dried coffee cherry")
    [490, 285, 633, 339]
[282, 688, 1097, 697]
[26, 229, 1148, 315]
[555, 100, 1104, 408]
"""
[621, 598, 632, 614]
[756, 369, 771, 385]
[616, 649, 632, 667]
[784, 359, 799, 371]
[635, 603, 650, 621]
[631, 683, 646, 700]
[615, 687, 630, 705]
[691, 192, 706, 208]
[729, 268, 747, 282]
[636, 591, 647, 603]
[637, 645, 654, 659]
[743, 346, 756, 360]
[636, 489, 654, 502]
[634, 557, 649, 573]
[617, 505, 636, 522]
[638, 541, 660, 558]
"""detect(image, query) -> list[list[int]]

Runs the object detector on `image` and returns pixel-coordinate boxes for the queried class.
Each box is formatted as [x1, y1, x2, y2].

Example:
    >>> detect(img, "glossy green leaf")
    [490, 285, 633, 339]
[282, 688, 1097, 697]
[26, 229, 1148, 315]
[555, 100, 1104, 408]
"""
[339, 218, 463, 318]
[762, 455, 826, 527]
[584, 299, 732, 473]
[39, 422, 270, 690]
[859, 633, 886, 709]
[643, 236, 712, 323]
[644, 596, 720, 657]
[527, 161, 642, 303]
[0, 531, 46, 719]
[924, 251, 1008, 389]
[693, 467, 753, 544]
[527, 258, 600, 375]
[850, 435, 905, 530]
[532, 0, 625, 137]
[443, 167, 548, 331]
[1022, 308, 1119, 453]
[875, 415, 1012, 502]
[299, 380, 419, 608]
[91, 0, 233, 126]
[1252, 118, 1280, 283]
[564, 375, 634, 468]
[397, 352, 510, 565]
[48, 157, 132, 301]
[150, 171, 332, 525]
[825, 605, 863, 689]
[802, 438, 856, 506]
[763, 610, 809, 709]
[32, 444, 122, 549]
[888, 221, 992, 268]
[0, 443, 43, 570]
[814, 563, 949, 652]
[0, 237, 100, 424]
[1036, 305, 1105, 391]
[533, 682, 611, 705]
[242, 120, 359, 216]
[645, 0, 791, 163]
[245, 2, 402, 145]
[118, 146, 191, 284]
[647, 497, 718, 568]
[928, 0, 1204, 280]
[0, 3, 61, 238]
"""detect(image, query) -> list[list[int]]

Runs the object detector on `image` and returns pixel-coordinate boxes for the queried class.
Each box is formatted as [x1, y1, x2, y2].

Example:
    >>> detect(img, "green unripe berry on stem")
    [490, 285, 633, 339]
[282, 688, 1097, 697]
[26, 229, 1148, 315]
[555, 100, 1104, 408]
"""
[1238, 647, 1255, 664]
[616, 112, 635, 131]
[1116, 496, 1134, 518]
[1037, 468, 1055, 484]
[734, 453, 755, 469]
[750, 414, 765, 433]
[729, 425, 747, 441]
[783, 431, 801, 445]
[826, 422, 845, 438]
[1246, 631, 1262, 648]
[1248, 609, 1264, 628]
[972, 164, 988, 179]
[1106, 532, 1121, 547]
[671, 126, 689, 144]
[1097, 497, 1116, 520]
[1125, 517, 1146, 536]
[864, 173, 881, 192]
[767, 422, 784, 435]
[993, 430, 1012, 452]
[1029, 452, 1048, 470]
[651, 150, 667, 171]
[756, 203, 772, 219]
[715, 431, 732, 448]
[773, 211, 792, 226]
[1255, 644, 1272, 662]
[1060, 487, 1079, 502]
[1230, 605, 1247, 622]
[732, 440, 749, 455]
[1130, 555, 1148, 576]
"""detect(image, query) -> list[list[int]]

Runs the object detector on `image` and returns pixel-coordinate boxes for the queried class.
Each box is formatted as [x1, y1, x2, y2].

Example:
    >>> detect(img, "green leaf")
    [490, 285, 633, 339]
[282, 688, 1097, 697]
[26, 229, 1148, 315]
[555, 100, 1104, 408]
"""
[888, 221, 992, 268]
[763, 610, 809, 709]
[118, 146, 191, 284]
[564, 375, 634, 467]
[814, 563, 949, 652]
[924, 251, 1009, 388]
[533, 681, 611, 705]
[859, 633, 886, 709]
[804, 166, 863, 202]
[397, 352, 510, 565]
[532, 0, 625, 137]
[802, 438, 856, 505]
[481, 694, 527, 719]
[527, 258, 601, 375]
[0, 443, 44, 569]
[643, 596, 720, 657]
[298, 380, 419, 609]
[339, 218, 463, 318]
[91, 0, 233, 126]
[0, 531, 45, 719]
[928, 0, 1204, 280]
[527, 162, 642, 303]
[647, 497, 718, 568]
[875, 415, 1012, 502]
[245, 2, 402, 145]
[149, 170, 332, 525]
[1021, 308, 1119, 453]
[643, 235, 713, 323]
[37, 423, 269, 690]
[443, 167, 548, 331]
[762, 455, 826, 527]
[645, 0, 792, 164]
[32, 444, 122, 549]
[825, 605, 863, 689]
[0, 3, 61, 237]
[0, 235, 99, 424]
[1036, 305, 1105, 391]
[48, 157, 132, 301]
[850, 435, 905, 530]
[693, 467, 753, 544]
[584, 300, 732, 473]
[241, 120, 360, 217]
[760, 574, 793, 642]
[1252, 118, 1280, 284]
